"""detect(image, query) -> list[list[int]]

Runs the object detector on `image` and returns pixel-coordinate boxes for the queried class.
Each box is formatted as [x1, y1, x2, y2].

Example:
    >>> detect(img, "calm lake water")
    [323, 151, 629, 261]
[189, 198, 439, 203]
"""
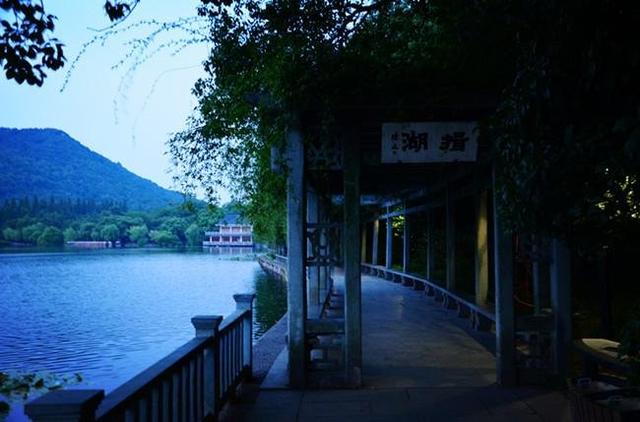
[0, 249, 286, 420]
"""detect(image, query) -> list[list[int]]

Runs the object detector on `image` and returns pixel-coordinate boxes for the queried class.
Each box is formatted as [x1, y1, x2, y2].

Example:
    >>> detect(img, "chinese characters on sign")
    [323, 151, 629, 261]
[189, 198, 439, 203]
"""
[381, 122, 478, 163]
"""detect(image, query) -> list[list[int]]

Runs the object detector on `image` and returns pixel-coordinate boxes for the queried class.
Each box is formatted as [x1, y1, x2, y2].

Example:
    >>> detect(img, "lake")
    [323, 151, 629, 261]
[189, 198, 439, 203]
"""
[0, 249, 286, 419]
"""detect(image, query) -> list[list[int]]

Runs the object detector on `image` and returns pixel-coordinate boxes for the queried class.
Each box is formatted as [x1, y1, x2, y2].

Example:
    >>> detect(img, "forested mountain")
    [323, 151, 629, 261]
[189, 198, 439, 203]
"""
[0, 128, 183, 210]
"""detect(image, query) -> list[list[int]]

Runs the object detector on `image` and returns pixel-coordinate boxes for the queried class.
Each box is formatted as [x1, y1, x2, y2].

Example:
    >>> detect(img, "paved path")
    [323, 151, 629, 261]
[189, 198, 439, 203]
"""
[361, 274, 496, 389]
[222, 273, 569, 421]
[252, 314, 287, 382]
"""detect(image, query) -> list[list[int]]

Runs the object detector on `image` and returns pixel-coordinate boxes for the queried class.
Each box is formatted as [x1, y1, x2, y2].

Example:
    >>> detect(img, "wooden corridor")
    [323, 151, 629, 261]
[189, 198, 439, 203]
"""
[222, 272, 569, 421]
[360, 272, 495, 389]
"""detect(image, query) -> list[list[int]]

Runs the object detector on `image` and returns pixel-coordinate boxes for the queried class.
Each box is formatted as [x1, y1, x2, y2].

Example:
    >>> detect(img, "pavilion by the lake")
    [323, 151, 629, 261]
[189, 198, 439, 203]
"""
[203, 213, 254, 248]
[279, 108, 572, 390]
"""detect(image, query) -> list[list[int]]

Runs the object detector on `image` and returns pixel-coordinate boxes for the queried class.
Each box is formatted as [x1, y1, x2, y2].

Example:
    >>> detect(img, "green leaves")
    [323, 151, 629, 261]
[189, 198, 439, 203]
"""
[168, 0, 640, 253]
[104, 1, 135, 22]
[171, 0, 511, 246]
[488, 1, 640, 251]
[36, 226, 64, 246]
[127, 224, 149, 247]
[0, 371, 83, 412]
[0, 0, 65, 86]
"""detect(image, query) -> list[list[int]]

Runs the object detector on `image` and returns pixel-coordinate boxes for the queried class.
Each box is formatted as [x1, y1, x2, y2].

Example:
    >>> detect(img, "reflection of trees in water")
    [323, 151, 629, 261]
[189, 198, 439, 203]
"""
[253, 272, 287, 339]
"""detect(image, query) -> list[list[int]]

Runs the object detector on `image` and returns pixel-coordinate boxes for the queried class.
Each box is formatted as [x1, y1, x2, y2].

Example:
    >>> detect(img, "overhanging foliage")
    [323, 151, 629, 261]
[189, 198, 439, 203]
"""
[169, 0, 640, 251]
[170, 0, 518, 245]
[4, 0, 638, 250]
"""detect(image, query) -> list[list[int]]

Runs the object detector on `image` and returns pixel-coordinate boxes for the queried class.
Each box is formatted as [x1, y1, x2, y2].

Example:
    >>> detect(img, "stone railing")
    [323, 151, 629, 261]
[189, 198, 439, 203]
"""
[257, 253, 333, 319]
[25, 294, 255, 422]
[275, 254, 288, 269]
[361, 263, 496, 332]
[257, 254, 287, 280]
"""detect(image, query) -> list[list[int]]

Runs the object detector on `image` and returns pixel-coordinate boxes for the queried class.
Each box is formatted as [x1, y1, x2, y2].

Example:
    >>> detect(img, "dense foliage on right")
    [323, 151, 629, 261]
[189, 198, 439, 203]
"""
[167, 0, 640, 254]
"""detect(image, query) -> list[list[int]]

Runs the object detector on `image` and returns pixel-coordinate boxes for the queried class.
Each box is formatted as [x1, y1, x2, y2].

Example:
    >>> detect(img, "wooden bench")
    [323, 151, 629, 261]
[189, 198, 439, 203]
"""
[574, 338, 630, 384]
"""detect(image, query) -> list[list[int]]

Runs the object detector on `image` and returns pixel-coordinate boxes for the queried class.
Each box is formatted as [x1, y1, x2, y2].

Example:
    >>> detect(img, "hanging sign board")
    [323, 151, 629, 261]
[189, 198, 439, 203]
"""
[381, 121, 478, 163]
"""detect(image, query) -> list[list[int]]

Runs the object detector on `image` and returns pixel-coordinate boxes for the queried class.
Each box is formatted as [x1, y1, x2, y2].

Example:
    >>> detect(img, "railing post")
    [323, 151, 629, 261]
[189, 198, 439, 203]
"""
[233, 293, 256, 377]
[191, 315, 223, 418]
[24, 390, 104, 422]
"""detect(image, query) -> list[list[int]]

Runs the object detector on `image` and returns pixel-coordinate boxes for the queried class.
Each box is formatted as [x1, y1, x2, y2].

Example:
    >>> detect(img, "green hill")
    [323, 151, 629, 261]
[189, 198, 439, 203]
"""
[0, 128, 183, 210]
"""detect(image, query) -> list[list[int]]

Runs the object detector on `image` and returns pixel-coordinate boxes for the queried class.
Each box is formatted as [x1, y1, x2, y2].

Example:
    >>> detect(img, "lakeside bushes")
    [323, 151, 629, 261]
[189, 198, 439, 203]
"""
[0, 197, 228, 248]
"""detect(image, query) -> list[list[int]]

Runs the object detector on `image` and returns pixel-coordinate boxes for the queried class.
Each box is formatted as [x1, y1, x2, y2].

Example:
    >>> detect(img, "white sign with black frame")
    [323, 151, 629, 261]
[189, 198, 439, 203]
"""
[381, 121, 478, 163]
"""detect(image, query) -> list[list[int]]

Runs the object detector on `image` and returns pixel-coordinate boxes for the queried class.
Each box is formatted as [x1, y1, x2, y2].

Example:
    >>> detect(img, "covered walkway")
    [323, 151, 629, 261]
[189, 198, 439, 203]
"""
[223, 272, 569, 421]
[361, 273, 495, 389]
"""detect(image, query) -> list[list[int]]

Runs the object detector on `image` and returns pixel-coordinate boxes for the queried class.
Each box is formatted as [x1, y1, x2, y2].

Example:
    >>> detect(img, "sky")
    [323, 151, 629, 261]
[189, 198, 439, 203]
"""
[0, 1, 230, 201]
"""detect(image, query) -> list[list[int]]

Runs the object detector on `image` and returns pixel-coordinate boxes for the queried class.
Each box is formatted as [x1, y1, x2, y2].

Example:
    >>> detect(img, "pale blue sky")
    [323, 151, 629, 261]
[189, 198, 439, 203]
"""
[0, 1, 229, 201]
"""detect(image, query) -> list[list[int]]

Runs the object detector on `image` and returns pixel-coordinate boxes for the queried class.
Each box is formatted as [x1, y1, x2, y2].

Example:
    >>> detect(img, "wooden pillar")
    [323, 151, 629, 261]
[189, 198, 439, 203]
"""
[286, 124, 307, 388]
[343, 134, 362, 386]
[531, 235, 542, 315]
[403, 209, 410, 273]
[550, 238, 571, 380]
[492, 171, 516, 386]
[371, 219, 379, 265]
[318, 200, 329, 298]
[475, 191, 489, 306]
[446, 185, 456, 291]
[426, 209, 434, 280]
[385, 214, 393, 269]
[307, 188, 320, 316]
[361, 225, 368, 263]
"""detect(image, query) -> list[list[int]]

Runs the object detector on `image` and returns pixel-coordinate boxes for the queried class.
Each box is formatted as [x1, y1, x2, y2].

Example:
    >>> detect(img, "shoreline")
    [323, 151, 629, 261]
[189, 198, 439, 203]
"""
[252, 314, 287, 382]
[252, 255, 287, 382]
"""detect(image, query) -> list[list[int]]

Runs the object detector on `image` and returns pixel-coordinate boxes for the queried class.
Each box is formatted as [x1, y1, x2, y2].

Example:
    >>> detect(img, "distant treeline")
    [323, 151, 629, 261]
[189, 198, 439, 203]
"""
[0, 197, 230, 247]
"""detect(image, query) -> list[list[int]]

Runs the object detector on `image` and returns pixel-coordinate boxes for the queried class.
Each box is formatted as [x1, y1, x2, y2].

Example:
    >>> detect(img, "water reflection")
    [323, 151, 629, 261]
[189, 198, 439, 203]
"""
[204, 246, 254, 255]
[253, 270, 287, 338]
[0, 250, 286, 392]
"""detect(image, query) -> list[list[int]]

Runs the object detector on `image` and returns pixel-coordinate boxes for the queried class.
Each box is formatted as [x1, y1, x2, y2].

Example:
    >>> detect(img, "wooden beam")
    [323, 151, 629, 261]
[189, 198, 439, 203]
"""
[371, 166, 492, 219]
[379, 164, 484, 208]
[286, 125, 307, 388]
[370, 200, 443, 222]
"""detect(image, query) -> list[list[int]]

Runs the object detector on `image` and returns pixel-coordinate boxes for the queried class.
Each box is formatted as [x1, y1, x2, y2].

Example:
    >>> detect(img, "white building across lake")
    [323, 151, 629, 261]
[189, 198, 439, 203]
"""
[203, 213, 253, 248]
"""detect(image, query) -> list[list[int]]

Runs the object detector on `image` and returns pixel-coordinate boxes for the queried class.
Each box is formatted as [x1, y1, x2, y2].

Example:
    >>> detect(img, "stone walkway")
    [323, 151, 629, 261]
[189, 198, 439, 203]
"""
[252, 314, 288, 382]
[222, 273, 570, 421]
